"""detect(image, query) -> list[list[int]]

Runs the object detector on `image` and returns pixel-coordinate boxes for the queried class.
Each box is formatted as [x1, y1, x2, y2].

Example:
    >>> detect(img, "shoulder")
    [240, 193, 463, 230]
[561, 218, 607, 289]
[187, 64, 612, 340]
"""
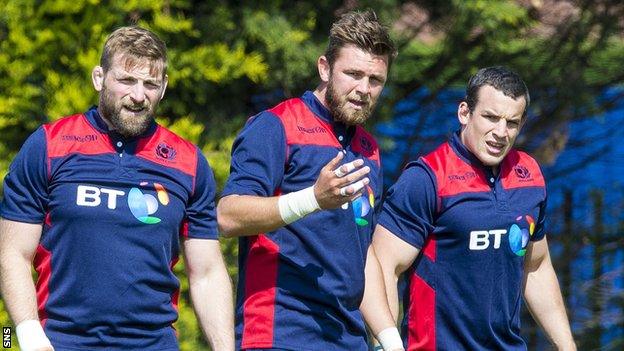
[501, 149, 546, 188]
[136, 125, 201, 177]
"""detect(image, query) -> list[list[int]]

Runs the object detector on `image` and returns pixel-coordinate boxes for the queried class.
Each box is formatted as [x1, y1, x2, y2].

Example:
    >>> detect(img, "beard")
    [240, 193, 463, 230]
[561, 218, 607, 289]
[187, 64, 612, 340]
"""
[99, 86, 156, 138]
[325, 78, 375, 126]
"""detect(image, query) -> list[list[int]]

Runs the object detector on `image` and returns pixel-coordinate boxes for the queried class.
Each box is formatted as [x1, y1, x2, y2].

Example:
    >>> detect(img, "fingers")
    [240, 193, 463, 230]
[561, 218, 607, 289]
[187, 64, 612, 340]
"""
[334, 159, 363, 177]
[339, 177, 370, 196]
[324, 151, 345, 171]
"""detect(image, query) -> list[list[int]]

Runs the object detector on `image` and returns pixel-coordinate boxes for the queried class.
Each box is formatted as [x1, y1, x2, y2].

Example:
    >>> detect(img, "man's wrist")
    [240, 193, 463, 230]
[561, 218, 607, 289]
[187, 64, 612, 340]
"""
[278, 185, 320, 224]
[16, 319, 52, 351]
[377, 326, 403, 351]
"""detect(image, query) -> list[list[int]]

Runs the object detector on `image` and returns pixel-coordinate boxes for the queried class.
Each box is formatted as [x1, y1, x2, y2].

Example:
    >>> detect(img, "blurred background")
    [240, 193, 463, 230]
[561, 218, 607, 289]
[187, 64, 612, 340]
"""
[0, 0, 622, 349]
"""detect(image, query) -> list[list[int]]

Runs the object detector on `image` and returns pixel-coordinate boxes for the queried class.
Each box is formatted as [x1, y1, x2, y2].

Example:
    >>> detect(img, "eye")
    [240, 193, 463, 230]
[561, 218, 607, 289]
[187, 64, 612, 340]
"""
[345, 71, 363, 79]
[484, 114, 498, 121]
[145, 82, 160, 89]
[118, 78, 135, 84]
[508, 120, 520, 128]
[370, 76, 384, 85]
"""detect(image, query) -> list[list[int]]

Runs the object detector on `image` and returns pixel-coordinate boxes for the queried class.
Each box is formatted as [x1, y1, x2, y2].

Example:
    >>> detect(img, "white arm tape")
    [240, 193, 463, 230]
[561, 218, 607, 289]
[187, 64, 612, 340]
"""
[377, 327, 403, 351]
[16, 319, 52, 351]
[334, 160, 358, 178]
[278, 185, 320, 224]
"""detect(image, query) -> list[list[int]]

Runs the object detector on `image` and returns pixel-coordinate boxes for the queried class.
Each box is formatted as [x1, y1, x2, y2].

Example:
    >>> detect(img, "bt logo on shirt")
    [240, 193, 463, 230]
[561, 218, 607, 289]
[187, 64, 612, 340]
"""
[468, 215, 535, 256]
[75, 183, 169, 224]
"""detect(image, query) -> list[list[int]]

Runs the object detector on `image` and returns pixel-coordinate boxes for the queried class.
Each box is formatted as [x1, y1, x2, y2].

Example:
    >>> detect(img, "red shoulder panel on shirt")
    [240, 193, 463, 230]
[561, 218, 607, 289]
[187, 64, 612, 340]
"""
[44, 114, 114, 158]
[270, 98, 341, 148]
[422, 143, 490, 197]
[352, 126, 380, 166]
[501, 150, 545, 189]
[135, 125, 198, 177]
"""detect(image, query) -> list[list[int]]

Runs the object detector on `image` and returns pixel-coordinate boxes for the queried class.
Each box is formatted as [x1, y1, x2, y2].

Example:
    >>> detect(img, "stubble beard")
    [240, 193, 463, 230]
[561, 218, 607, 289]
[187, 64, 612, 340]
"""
[99, 86, 155, 138]
[325, 79, 374, 126]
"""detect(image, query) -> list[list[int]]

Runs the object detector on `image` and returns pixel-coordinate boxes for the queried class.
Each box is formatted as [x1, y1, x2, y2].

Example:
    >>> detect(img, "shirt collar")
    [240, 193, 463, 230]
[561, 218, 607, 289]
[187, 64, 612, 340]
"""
[449, 130, 496, 175]
[84, 106, 157, 140]
[300, 90, 355, 144]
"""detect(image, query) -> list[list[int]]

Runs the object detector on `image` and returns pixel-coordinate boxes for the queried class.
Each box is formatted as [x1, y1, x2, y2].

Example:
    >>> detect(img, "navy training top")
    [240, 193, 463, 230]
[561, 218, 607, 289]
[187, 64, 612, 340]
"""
[0, 107, 218, 350]
[378, 131, 547, 351]
[222, 91, 383, 351]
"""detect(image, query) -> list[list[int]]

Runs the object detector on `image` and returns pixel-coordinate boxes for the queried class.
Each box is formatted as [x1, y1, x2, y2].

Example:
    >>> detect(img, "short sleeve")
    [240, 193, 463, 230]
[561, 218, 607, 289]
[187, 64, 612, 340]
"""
[0, 127, 49, 223]
[183, 149, 219, 240]
[221, 112, 286, 197]
[377, 162, 437, 249]
[530, 196, 547, 241]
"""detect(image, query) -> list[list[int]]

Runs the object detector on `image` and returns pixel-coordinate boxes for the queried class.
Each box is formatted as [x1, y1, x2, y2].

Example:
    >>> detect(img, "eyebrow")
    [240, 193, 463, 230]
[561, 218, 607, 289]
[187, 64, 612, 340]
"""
[113, 71, 162, 84]
[482, 110, 521, 121]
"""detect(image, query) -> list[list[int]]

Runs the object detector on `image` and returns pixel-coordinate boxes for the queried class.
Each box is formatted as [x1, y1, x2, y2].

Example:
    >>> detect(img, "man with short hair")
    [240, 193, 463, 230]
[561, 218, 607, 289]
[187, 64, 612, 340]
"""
[0, 26, 234, 351]
[217, 10, 403, 351]
[372, 66, 576, 350]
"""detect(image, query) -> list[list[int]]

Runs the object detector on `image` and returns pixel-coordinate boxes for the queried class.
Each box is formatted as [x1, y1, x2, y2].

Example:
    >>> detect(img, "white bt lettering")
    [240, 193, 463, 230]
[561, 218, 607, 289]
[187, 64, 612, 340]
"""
[76, 185, 125, 209]
[469, 229, 508, 250]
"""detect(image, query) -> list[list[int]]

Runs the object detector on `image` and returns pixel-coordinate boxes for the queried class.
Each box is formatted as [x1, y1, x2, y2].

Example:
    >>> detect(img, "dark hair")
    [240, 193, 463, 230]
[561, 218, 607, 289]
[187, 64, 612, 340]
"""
[465, 66, 530, 117]
[100, 26, 167, 77]
[324, 10, 397, 68]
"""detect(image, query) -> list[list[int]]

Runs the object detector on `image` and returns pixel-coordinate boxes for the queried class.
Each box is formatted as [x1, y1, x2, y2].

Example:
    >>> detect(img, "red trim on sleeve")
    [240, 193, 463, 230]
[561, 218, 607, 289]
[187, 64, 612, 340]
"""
[271, 98, 341, 149]
[170, 257, 180, 313]
[407, 274, 436, 351]
[501, 150, 546, 189]
[422, 234, 436, 262]
[43, 114, 114, 158]
[179, 219, 189, 238]
[135, 126, 198, 177]
[241, 234, 280, 349]
[422, 143, 490, 198]
[33, 244, 52, 326]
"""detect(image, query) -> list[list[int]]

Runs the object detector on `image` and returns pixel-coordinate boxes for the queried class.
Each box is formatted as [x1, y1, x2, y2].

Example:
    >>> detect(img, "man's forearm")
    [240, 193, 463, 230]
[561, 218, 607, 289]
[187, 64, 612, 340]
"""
[361, 247, 404, 351]
[217, 195, 286, 237]
[189, 267, 234, 351]
[524, 261, 576, 350]
[0, 254, 39, 324]
[0, 220, 41, 324]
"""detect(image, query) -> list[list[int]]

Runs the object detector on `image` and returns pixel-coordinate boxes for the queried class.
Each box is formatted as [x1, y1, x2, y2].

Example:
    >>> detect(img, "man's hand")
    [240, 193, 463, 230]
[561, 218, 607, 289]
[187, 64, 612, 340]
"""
[314, 152, 370, 209]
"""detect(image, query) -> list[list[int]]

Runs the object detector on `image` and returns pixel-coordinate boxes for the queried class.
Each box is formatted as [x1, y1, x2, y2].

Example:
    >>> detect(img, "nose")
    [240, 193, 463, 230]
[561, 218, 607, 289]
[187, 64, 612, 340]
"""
[129, 82, 146, 103]
[492, 119, 508, 138]
[354, 78, 371, 96]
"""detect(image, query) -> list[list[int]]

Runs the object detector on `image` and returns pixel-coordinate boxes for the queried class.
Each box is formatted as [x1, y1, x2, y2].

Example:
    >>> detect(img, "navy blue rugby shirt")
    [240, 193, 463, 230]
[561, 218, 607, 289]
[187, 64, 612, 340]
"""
[222, 91, 383, 351]
[0, 107, 218, 350]
[378, 131, 547, 351]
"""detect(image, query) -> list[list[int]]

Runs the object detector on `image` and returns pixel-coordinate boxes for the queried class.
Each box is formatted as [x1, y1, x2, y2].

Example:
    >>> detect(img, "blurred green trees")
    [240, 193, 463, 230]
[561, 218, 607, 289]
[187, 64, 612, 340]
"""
[1, 0, 623, 349]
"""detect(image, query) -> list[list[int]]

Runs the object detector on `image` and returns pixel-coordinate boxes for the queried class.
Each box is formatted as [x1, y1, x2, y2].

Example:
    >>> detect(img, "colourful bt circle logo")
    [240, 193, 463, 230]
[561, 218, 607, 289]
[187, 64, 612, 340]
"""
[508, 215, 535, 256]
[127, 182, 169, 224]
[352, 185, 375, 226]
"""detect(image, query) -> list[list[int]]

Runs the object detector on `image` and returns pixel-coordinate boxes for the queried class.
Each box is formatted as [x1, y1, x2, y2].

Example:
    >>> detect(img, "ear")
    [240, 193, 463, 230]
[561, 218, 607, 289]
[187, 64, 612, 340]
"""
[457, 101, 471, 126]
[317, 55, 330, 83]
[160, 74, 169, 100]
[92, 66, 104, 92]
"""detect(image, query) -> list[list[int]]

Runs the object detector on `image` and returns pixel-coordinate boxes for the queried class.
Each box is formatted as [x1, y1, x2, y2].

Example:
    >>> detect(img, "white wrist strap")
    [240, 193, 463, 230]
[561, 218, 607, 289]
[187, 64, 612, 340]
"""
[377, 327, 403, 351]
[278, 186, 320, 224]
[16, 319, 52, 351]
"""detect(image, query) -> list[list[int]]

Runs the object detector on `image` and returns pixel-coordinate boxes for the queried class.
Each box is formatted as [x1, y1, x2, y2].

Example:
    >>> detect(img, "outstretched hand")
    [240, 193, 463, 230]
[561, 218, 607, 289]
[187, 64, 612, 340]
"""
[313, 152, 370, 210]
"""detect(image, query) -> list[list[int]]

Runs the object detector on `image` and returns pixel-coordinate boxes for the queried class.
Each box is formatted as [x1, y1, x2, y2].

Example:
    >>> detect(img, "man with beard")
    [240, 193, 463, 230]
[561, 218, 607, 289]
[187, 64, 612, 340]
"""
[217, 10, 403, 351]
[372, 66, 576, 350]
[0, 27, 234, 351]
